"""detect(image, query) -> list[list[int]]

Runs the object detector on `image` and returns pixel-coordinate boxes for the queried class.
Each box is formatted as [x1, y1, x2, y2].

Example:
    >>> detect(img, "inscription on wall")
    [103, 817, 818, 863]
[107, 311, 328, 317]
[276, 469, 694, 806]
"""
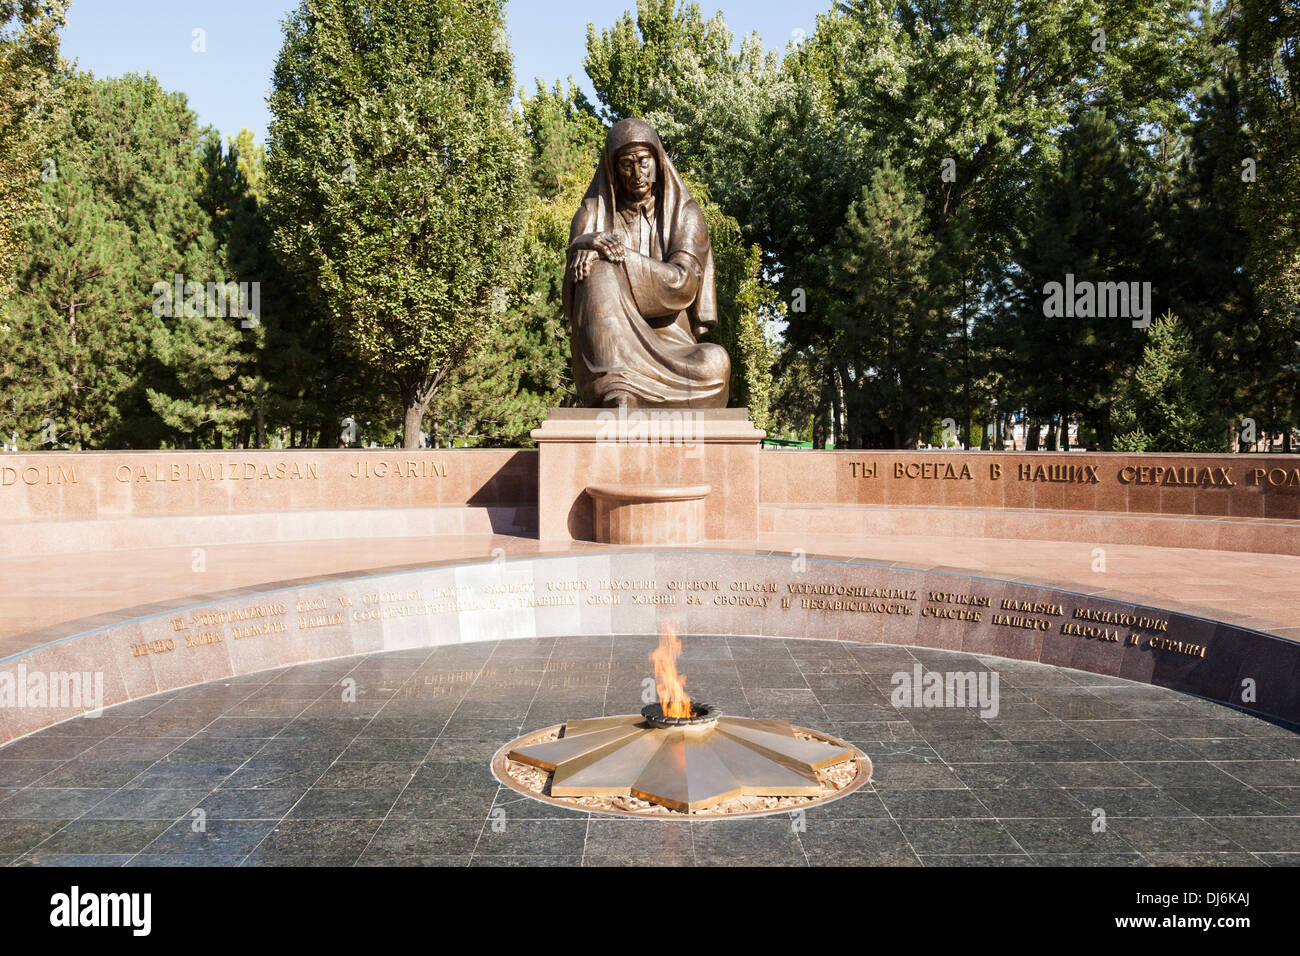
[844, 458, 1300, 491]
[0, 456, 456, 494]
[132, 575, 1206, 666]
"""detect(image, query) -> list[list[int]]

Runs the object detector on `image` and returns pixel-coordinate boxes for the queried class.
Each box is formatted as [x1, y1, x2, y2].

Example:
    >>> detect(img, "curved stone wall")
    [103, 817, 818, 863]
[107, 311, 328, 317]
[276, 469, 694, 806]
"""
[7, 450, 1297, 556]
[762, 450, 1300, 518]
[2, 551, 1294, 745]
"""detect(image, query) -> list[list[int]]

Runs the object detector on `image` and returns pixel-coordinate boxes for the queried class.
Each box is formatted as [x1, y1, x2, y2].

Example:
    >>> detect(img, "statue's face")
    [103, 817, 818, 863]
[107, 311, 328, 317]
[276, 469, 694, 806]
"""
[615, 145, 657, 203]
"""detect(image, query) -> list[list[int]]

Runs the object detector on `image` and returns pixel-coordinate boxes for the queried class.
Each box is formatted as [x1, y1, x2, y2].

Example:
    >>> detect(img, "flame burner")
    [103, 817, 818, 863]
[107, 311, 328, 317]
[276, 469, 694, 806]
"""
[505, 708, 869, 813]
[641, 702, 720, 729]
[501, 630, 869, 814]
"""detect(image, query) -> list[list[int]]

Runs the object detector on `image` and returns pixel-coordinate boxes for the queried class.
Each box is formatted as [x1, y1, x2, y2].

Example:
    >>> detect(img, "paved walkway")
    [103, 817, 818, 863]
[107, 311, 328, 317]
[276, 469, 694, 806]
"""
[1, 638, 1296, 866]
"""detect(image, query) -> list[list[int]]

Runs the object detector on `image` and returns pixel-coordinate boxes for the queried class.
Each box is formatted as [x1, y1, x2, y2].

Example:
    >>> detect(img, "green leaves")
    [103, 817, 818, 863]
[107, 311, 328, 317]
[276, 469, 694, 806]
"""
[584, 0, 736, 123]
[1116, 312, 1228, 451]
[0, 0, 67, 297]
[827, 161, 948, 447]
[1, 72, 235, 449]
[266, 0, 528, 446]
[1228, 0, 1300, 436]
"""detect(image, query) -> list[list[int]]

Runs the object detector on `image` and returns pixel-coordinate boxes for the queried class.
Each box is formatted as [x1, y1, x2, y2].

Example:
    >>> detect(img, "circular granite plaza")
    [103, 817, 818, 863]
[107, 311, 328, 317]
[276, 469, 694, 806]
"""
[2, 635, 1297, 867]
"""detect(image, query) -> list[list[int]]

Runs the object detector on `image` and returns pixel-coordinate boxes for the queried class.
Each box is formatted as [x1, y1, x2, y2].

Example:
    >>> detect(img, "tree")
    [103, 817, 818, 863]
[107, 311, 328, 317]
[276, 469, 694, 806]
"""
[997, 111, 1159, 450]
[519, 78, 604, 199]
[1114, 312, 1228, 451]
[1158, 75, 1266, 449]
[423, 79, 594, 445]
[690, 174, 776, 427]
[767, 345, 821, 442]
[0, 72, 231, 449]
[1227, 0, 1300, 448]
[584, 0, 739, 124]
[714, 230, 777, 429]
[229, 127, 267, 203]
[135, 132, 269, 449]
[648, 0, 1206, 446]
[427, 179, 580, 446]
[266, 0, 529, 449]
[0, 0, 66, 297]
[826, 162, 947, 447]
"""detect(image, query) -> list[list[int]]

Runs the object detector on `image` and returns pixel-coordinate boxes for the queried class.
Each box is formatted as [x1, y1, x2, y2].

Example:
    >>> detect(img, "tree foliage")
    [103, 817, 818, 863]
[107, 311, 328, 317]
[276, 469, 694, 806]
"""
[266, 0, 529, 448]
[0, 0, 66, 298]
[1115, 312, 1228, 451]
[1, 72, 233, 448]
[1, 0, 1295, 453]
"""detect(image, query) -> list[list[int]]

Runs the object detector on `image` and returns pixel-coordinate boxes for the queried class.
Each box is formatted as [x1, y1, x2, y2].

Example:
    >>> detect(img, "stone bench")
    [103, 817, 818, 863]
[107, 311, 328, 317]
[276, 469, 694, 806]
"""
[587, 483, 712, 545]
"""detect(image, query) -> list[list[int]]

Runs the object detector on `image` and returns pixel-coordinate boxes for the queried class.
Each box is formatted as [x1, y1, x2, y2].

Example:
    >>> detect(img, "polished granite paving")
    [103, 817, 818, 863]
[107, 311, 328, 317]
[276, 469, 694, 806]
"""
[2, 636, 1298, 867]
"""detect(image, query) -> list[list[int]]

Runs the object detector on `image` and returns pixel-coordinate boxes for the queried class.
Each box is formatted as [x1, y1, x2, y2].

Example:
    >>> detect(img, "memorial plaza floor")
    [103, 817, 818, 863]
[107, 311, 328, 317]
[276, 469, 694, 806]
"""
[2, 526, 1298, 866]
[2, 635, 1299, 867]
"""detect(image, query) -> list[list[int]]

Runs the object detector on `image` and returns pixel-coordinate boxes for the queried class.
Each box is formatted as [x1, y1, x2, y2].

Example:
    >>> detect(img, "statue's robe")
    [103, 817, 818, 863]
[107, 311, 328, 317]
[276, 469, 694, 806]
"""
[563, 119, 731, 408]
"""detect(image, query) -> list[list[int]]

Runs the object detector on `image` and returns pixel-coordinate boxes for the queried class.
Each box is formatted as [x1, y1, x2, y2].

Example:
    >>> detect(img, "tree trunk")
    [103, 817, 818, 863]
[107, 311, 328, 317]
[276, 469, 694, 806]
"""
[961, 269, 972, 449]
[403, 400, 427, 450]
[317, 409, 336, 448]
[828, 366, 842, 450]
[396, 371, 440, 450]
[836, 362, 858, 448]
[812, 395, 828, 450]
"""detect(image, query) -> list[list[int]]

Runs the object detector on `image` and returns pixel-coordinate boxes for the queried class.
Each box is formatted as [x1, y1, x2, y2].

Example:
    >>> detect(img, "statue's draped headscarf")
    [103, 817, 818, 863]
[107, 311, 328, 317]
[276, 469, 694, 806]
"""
[566, 118, 717, 333]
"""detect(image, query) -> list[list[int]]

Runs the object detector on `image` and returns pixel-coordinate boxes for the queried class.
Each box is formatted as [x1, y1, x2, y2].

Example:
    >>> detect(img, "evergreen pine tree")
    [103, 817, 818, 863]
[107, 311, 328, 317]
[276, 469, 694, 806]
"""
[1115, 312, 1228, 451]
[1, 72, 227, 448]
[827, 161, 943, 448]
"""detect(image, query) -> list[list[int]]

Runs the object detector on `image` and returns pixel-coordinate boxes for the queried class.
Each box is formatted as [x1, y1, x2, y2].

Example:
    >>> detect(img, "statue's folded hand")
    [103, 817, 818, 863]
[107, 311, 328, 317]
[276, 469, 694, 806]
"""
[570, 248, 598, 282]
[592, 232, 624, 262]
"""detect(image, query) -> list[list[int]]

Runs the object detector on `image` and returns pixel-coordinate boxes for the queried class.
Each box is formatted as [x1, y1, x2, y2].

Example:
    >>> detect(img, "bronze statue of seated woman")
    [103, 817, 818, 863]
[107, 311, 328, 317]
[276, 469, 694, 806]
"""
[563, 118, 731, 409]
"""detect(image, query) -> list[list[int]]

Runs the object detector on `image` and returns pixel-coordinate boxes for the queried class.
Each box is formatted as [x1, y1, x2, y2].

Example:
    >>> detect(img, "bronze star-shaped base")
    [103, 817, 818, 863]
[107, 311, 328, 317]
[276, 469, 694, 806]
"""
[507, 713, 860, 813]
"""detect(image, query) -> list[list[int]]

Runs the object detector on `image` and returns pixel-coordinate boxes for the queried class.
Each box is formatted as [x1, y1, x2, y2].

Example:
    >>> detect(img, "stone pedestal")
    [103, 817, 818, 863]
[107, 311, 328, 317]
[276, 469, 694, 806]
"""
[531, 408, 765, 544]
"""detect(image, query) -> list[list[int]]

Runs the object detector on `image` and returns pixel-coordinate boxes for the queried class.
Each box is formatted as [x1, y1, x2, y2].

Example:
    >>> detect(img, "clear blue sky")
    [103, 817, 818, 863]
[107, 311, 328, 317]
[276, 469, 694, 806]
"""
[61, 0, 833, 142]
